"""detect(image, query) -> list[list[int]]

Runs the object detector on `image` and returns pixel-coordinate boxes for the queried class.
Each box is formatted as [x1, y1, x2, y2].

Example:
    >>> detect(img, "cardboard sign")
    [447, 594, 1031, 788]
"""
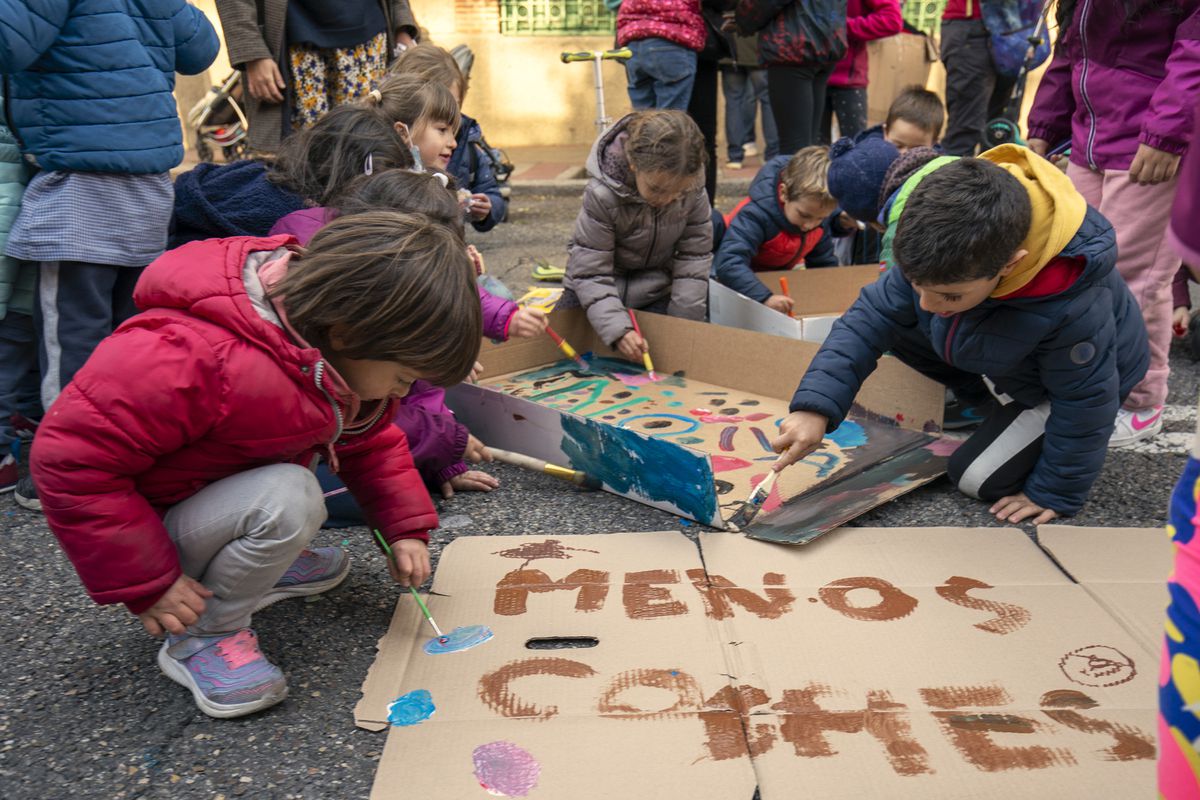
[358, 528, 1157, 798]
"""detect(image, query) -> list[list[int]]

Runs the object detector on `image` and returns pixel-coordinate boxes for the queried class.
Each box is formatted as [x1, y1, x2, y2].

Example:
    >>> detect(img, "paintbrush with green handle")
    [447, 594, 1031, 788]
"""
[727, 458, 783, 531]
[489, 447, 602, 490]
[373, 529, 446, 643]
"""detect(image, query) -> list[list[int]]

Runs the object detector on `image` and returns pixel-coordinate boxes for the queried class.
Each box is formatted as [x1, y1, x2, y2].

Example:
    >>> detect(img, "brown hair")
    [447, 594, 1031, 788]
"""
[391, 44, 469, 103]
[779, 145, 834, 203]
[337, 168, 465, 237]
[365, 72, 460, 138]
[624, 110, 707, 178]
[886, 86, 945, 139]
[272, 211, 481, 386]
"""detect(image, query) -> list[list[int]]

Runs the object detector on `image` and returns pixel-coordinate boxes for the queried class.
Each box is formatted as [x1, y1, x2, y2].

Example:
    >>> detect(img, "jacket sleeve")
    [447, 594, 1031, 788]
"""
[566, 184, 633, 347]
[0, 0, 69, 74]
[804, 224, 838, 268]
[390, 403, 471, 491]
[789, 265, 916, 427]
[667, 187, 714, 322]
[479, 285, 519, 341]
[712, 201, 776, 302]
[335, 404, 439, 545]
[1175, 266, 1193, 310]
[31, 325, 224, 613]
[390, 0, 419, 34]
[214, 0, 273, 66]
[468, 140, 506, 233]
[1140, 9, 1200, 156]
[171, 1, 221, 76]
[1026, 43, 1076, 146]
[847, 0, 902, 43]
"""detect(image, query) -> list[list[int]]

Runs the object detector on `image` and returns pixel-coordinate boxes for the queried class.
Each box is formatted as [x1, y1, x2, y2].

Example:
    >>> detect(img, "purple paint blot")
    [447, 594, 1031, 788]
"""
[473, 741, 541, 797]
[613, 372, 659, 386]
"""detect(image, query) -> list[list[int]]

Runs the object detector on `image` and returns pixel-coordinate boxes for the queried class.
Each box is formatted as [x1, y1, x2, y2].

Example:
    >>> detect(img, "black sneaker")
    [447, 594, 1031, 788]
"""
[943, 397, 997, 431]
[14, 475, 41, 511]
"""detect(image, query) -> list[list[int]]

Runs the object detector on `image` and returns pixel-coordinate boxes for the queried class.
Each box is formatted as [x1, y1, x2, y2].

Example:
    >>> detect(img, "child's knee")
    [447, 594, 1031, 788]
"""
[268, 464, 328, 539]
[946, 448, 977, 498]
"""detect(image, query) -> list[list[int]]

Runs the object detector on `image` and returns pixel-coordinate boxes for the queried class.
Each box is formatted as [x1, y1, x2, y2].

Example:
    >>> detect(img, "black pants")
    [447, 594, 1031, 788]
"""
[820, 86, 868, 144]
[940, 19, 1018, 156]
[687, 58, 720, 206]
[767, 63, 835, 155]
[947, 399, 1051, 502]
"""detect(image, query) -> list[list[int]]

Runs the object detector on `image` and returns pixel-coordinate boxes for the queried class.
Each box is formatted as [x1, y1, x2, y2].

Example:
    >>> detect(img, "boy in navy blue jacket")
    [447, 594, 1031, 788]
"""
[712, 146, 838, 315]
[771, 145, 1150, 524]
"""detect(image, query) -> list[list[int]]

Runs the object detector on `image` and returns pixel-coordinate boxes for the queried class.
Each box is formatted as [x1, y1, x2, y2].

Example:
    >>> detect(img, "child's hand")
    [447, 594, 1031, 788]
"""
[468, 193, 493, 221]
[765, 294, 795, 315]
[466, 245, 485, 276]
[1027, 138, 1065, 164]
[1174, 306, 1190, 337]
[616, 330, 648, 362]
[137, 575, 213, 637]
[990, 492, 1058, 525]
[771, 411, 829, 469]
[387, 538, 432, 587]
[509, 307, 548, 339]
[463, 434, 493, 464]
[441, 469, 501, 498]
[1129, 143, 1182, 186]
[468, 360, 483, 383]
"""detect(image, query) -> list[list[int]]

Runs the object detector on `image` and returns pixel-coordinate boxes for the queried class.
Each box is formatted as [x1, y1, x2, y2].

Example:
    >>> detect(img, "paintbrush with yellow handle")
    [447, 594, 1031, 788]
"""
[727, 457, 784, 530]
[490, 448, 602, 490]
[627, 309, 658, 380]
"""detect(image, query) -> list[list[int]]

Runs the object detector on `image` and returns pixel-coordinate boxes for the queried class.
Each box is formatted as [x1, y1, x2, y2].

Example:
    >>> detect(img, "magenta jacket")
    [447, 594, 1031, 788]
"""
[1172, 105, 1200, 268]
[616, 0, 707, 51]
[269, 208, 516, 488]
[828, 0, 902, 90]
[1027, 0, 1200, 172]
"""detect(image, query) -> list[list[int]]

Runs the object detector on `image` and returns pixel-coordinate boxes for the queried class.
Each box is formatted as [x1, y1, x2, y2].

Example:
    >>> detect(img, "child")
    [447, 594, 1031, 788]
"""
[31, 211, 482, 718]
[772, 145, 1149, 524]
[616, 0, 707, 110]
[883, 85, 944, 152]
[391, 44, 507, 231]
[561, 110, 711, 362]
[365, 72, 459, 171]
[822, 0, 903, 143]
[711, 146, 838, 314]
[1027, 0, 1200, 447]
[825, 131, 901, 266]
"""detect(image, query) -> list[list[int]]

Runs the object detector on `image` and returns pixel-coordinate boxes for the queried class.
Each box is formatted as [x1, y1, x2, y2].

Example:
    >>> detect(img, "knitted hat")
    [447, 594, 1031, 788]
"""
[877, 146, 943, 218]
[827, 131, 900, 223]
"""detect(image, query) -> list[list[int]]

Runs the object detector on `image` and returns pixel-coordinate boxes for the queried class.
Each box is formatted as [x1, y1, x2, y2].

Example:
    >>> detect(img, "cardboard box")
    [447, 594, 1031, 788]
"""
[708, 264, 882, 342]
[447, 308, 945, 535]
[358, 527, 1157, 798]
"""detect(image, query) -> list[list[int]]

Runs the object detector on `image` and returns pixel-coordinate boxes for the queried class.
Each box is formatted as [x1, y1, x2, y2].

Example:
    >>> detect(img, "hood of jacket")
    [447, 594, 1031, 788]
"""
[170, 160, 306, 248]
[586, 115, 639, 200]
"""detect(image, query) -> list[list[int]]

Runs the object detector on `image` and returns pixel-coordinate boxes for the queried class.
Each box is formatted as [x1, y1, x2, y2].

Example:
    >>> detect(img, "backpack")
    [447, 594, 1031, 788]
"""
[982, 0, 1052, 79]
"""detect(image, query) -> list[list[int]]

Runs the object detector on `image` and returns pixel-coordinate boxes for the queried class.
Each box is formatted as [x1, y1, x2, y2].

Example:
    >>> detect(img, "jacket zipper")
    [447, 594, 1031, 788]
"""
[341, 398, 391, 441]
[313, 360, 344, 442]
[1077, 0, 1099, 169]
[626, 206, 660, 308]
[943, 315, 963, 366]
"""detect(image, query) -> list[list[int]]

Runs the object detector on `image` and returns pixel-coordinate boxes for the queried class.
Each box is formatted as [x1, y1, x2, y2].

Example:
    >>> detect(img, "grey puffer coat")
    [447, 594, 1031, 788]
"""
[565, 115, 713, 347]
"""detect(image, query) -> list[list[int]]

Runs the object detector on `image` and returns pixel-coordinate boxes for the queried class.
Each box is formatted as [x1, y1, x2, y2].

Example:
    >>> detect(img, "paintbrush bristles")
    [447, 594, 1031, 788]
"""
[727, 469, 782, 530]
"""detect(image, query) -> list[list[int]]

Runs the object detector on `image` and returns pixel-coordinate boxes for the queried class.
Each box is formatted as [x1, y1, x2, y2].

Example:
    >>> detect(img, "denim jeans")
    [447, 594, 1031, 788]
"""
[721, 66, 778, 161]
[625, 38, 698, 110]
[0, 311, 41, 449]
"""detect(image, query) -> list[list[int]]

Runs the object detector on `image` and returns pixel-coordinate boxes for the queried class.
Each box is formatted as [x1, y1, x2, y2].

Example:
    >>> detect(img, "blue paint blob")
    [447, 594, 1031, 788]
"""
[560, 415, 718, 525]
[676, 436, 704, 445]
[667, 401, 684, 408]
[826, 420, 868, 449]
[388, 689, 436, 726]
[424, 625, 495, 655]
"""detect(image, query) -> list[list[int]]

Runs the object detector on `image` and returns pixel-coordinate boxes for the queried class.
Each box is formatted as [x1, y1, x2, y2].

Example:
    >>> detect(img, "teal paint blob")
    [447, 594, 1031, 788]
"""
[827, 419, 868, 449]
[667, 401, 684, 408]
[676, 436, 704, 445]
[388, 689, 435, 726]
[424, 625, 495, 655]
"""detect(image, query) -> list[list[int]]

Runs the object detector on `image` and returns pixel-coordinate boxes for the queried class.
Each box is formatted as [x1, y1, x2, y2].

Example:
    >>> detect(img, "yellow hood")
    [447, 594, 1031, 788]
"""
[979, 144, 1087, 297]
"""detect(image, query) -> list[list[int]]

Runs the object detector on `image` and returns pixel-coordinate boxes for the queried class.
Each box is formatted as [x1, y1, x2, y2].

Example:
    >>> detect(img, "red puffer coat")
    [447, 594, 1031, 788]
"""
[616, 0, 707, 51]
[31, 235, 438, 613]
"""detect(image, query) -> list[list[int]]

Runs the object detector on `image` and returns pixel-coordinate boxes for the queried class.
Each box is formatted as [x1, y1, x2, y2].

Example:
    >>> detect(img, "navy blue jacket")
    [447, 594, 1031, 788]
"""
[169, 160, 306, 249]
[447, 113, 506, 233]
[0, 0, 219, 173]
[790, 206, 1149, 515]
[712, 155, 838, 302]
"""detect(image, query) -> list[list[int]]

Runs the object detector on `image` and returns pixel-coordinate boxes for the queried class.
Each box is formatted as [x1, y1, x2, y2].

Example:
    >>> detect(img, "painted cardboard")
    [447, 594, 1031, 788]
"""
[1038, 525, 1170, 654]
[448, 308, 944, 532]
[708, 264, 881, 342]
[359, 528, 1157, 798]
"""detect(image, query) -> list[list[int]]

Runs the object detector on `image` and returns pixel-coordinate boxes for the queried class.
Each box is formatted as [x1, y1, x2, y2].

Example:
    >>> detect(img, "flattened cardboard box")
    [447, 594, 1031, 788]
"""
[448, 308, 947, 540]
[358, 528, 1156, 798]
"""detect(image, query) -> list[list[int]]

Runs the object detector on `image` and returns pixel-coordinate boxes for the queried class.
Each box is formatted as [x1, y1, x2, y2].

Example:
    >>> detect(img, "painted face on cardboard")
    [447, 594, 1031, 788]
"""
[408, 118, 457, 170]
[630, 166, 692, 208]
[777, 188, 837, 232]
[910, 249, 1028, 317]
[884, 119, 937, 153]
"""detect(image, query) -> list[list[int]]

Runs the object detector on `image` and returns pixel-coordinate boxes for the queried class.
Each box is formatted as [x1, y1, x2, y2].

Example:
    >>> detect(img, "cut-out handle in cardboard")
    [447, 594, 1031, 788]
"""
[525, 636, 600, 650]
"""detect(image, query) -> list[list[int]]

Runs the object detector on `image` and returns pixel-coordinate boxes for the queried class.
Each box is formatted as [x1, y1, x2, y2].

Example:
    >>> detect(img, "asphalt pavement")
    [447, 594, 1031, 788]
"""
[1, 186, 1194, 799]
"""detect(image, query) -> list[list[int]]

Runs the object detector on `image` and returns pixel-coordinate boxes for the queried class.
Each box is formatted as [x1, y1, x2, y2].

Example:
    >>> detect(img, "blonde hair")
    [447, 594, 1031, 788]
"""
[624, 110, 707, 178]
[391, 44, 469, 103]
[779, 145, 834, 203]
[365, 72, 460, 137]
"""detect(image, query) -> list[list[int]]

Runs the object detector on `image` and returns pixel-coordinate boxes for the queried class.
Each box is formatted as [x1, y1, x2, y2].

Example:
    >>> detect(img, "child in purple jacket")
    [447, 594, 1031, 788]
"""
[1028, 0, 1200, 448]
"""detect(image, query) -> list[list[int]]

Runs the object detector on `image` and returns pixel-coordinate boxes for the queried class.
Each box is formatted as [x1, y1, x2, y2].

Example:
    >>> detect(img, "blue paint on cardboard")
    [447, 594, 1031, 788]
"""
[826, 419, 868, 449]
[388, 689, 436, 726]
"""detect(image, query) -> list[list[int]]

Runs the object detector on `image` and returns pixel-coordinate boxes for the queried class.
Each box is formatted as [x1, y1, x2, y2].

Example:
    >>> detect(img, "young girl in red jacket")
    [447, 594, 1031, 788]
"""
[30, 211, 481, 719]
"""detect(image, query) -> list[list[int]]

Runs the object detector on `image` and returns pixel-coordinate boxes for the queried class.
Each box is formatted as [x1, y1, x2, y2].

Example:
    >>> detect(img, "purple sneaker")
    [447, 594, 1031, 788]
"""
[157, 629, 287, 718]
[254, 546, 350, 612]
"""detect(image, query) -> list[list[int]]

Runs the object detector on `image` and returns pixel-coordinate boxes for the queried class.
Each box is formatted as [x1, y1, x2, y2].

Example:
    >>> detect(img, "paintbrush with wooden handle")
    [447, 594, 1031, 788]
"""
[727, 458, 784, 530]
[490, 447, 603, 490]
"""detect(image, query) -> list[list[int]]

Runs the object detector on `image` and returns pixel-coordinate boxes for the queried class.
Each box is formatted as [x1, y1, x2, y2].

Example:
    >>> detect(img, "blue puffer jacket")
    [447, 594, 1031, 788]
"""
[447, 113, 506, 233]
[0, 95, 32, 319]
[0, 0, 219, 173]
[712, 155, 838, 302]
[790, 206, 1149, 515]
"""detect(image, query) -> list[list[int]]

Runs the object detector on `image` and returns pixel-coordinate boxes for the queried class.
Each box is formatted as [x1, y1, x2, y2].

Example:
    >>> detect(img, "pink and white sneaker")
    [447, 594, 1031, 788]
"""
[158, 628, 288, 718]
[1109, 405, 1164, 448]
[253, 546, 350, 612]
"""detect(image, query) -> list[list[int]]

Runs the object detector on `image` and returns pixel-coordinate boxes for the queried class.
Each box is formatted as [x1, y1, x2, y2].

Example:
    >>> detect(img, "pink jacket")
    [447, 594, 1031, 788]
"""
[828, 0, 903, 90]
[616, 0, 707, 51]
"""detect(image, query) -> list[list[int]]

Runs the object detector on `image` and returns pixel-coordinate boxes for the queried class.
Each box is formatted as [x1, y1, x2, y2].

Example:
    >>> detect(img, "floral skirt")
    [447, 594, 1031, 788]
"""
[288, 31, 388, 130]
[1162, 455, 1200, 797]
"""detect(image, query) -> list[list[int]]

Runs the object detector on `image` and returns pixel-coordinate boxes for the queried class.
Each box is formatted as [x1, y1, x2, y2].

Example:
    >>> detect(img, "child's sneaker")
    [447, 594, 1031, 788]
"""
[158, 628, 288, 718]
[0, 454, 16, 493]
[253, 546, 350, 612]
[14, 475, 40, 510]
[743, 143, 758, 158]
[726, 161, 743, 170]
[11, 413, 40, 440]
[1109, 405, 1164, 448]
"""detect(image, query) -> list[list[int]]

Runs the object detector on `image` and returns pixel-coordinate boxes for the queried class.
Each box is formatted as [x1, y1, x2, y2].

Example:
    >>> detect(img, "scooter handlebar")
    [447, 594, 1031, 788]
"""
[560, 47, 632, 64]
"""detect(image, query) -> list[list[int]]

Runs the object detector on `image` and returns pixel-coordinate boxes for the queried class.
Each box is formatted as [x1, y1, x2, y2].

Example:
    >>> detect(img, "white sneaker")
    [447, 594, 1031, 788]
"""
[726, 161, 742, 170]
[743, 143, 759, 158]
[1109, 405, 1164, 448]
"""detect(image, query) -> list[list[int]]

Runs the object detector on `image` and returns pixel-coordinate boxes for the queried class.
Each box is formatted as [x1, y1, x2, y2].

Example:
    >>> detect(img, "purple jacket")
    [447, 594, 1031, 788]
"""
[1172, 106, 1200, 267]
[1027, 0, 1200, 172]
[269, 207, 517, 488]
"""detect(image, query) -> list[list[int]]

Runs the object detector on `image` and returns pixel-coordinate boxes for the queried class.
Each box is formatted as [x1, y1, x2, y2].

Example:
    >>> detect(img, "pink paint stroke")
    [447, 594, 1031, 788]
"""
[473, 741, 541, 797]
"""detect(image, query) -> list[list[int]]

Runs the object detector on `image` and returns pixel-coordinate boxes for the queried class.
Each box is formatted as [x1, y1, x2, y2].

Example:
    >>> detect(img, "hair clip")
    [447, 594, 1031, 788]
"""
[432, 172, 449, 188]
[367, 89, 383, 104]
[364, 152, 374, 175]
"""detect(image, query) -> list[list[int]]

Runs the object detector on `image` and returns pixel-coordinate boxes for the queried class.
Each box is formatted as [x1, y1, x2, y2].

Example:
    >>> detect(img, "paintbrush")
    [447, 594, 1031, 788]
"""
[727, 460, 783, 530]
[490, 447, 602, 490]
[545, 325, 589, 371]
[373, 529, 447, 643]
[626, 309, 657, 380]
[778, 276, 795, 318]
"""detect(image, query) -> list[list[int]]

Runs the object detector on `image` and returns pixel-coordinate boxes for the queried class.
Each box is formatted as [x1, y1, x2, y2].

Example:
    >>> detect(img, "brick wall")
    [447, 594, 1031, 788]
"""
[455, 0, 499, 35]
